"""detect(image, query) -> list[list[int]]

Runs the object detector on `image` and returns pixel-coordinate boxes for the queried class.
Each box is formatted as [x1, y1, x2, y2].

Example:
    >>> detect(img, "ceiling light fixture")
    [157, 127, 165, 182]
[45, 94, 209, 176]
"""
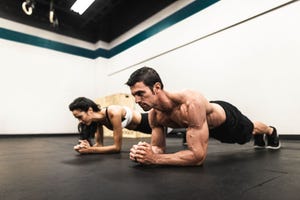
[22, 0, 35, 15]
[70, 0, 95, 15]
[49, 0, 58, 27]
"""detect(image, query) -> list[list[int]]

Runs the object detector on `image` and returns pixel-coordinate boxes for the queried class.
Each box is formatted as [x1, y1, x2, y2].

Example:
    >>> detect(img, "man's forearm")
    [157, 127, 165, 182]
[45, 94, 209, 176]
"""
[151, 145, 165, 154]
[152, 150, 205, 166]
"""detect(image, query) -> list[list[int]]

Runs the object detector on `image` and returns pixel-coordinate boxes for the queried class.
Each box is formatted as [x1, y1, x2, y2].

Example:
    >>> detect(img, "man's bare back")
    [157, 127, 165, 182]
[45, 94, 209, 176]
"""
[150, 90, 226, 129]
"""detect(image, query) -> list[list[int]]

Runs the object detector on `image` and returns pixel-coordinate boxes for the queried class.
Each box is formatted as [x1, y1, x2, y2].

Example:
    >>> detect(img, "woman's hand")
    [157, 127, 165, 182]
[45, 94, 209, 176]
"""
[73, 140, 91, 152]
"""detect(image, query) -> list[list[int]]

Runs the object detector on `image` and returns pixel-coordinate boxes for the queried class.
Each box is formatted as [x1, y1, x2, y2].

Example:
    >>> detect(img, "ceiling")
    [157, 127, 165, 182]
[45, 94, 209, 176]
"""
[0, 0, 177, 43]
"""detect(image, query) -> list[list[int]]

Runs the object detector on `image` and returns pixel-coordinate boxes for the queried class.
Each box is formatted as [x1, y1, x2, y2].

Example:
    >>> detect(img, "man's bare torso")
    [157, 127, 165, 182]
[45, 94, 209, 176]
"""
[151, 90, 226, 129]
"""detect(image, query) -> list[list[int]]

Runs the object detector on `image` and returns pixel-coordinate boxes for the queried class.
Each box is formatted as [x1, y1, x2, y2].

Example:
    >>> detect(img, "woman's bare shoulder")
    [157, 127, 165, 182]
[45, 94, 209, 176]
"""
[106, 105, 124, 115]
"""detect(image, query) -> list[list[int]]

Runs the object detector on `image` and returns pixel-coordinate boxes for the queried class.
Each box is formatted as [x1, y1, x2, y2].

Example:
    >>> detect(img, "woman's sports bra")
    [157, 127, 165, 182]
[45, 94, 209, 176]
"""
[105, 106, 133, 128]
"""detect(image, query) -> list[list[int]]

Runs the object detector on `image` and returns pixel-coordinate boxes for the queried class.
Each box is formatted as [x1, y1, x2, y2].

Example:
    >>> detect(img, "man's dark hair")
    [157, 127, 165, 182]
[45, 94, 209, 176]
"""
[126, 67, 164, 89]
[69, 97, 100, 112]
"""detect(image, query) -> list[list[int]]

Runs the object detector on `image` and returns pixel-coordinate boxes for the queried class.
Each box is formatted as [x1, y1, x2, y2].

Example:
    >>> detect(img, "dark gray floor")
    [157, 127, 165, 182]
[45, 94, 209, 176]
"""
[0, 135, 299, 200]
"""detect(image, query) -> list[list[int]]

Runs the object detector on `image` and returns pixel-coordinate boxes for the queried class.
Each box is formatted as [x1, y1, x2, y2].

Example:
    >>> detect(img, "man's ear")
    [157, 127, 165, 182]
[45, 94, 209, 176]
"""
[153, 82, 161, 93]
[87, 107, 93, 114]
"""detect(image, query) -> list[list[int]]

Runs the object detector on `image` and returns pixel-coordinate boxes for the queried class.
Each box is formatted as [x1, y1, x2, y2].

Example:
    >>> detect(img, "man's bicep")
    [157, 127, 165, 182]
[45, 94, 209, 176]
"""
[187, 124, 209, 145]
[186, 99, 207, 127]
[186, 122, 209, 161]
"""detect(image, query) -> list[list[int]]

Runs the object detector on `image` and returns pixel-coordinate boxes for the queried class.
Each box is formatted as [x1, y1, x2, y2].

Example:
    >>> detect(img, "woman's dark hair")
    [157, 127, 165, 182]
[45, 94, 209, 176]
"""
[69, 97, 100, 146]
[69, 97, 100, 112]
[77, 122, 98, 146]
[126, 66, 164, 89]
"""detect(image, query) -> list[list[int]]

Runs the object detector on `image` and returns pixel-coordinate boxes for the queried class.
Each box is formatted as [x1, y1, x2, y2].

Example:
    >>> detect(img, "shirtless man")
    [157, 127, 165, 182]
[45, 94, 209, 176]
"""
[126, 67, 280, 166]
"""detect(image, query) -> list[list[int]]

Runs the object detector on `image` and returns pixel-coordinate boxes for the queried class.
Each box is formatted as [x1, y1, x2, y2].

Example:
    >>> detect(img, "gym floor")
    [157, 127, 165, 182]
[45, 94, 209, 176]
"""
[0, 135, 299, 200]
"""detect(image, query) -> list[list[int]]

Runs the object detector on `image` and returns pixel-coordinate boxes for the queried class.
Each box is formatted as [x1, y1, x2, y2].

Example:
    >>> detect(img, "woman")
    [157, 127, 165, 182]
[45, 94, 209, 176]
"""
[69, 97, 151, 154]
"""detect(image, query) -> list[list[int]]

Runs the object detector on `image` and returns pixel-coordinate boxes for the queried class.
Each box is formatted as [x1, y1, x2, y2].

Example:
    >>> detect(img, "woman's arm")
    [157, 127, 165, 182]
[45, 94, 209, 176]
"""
[76, 106, 123, 154]
[94, 124, 103, 146]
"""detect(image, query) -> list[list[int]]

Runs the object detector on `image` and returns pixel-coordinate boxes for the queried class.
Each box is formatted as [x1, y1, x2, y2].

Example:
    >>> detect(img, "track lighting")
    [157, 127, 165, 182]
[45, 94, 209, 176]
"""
[21, 0, 59, 28]
[22, 0, 35, 15]
[49, 0, 59, 27]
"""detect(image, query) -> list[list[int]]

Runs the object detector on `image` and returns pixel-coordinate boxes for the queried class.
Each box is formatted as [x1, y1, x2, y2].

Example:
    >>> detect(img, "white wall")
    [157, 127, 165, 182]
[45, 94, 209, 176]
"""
[0, 0, 191, 134]
[0, 20, 106, 133]
[1, 0, 299, 135]
[99, 0, 300, 135]
[94, 0, 194, 96]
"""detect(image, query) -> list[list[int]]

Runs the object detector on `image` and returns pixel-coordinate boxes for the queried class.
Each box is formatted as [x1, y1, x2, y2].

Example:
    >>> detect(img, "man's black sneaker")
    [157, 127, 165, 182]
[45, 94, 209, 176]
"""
[254, 134, 265, 149]
[266, 126, 281, 149]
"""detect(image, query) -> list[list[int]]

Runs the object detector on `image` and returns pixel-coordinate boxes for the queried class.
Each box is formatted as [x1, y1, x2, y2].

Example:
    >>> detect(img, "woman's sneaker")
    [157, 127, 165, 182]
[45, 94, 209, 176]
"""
[254, 134, 265, 149]
[266, 126, 281, 149]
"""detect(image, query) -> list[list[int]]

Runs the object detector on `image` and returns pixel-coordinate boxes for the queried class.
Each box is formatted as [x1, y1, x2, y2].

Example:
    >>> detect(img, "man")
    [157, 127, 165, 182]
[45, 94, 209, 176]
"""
[126, 67, 280, 166]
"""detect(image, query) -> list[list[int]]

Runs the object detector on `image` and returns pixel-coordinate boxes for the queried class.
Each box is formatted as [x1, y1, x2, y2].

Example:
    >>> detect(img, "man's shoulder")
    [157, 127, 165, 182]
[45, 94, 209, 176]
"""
[171, 89, 201, 95]
[171, 89, 204, 102]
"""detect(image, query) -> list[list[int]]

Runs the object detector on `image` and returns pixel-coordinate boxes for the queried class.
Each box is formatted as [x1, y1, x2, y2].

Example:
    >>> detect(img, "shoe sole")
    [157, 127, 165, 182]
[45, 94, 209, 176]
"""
[266, 143, 281, 150]
[254, 145, 265, 149]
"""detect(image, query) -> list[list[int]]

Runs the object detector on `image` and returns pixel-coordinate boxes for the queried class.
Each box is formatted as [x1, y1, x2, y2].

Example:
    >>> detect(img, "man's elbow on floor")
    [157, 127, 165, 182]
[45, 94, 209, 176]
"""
[193, 152, 206, 166]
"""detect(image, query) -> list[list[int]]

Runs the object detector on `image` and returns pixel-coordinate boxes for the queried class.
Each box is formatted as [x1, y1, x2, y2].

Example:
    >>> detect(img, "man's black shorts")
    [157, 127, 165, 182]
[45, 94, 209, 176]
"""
[209, 101, 253, 144]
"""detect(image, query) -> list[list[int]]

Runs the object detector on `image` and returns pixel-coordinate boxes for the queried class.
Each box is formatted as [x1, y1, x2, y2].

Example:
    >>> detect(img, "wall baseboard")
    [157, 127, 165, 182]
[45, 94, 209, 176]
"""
[0, 133, 77, 138]
[0, 134, 299, 140]
[278, 135, 300, 140]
